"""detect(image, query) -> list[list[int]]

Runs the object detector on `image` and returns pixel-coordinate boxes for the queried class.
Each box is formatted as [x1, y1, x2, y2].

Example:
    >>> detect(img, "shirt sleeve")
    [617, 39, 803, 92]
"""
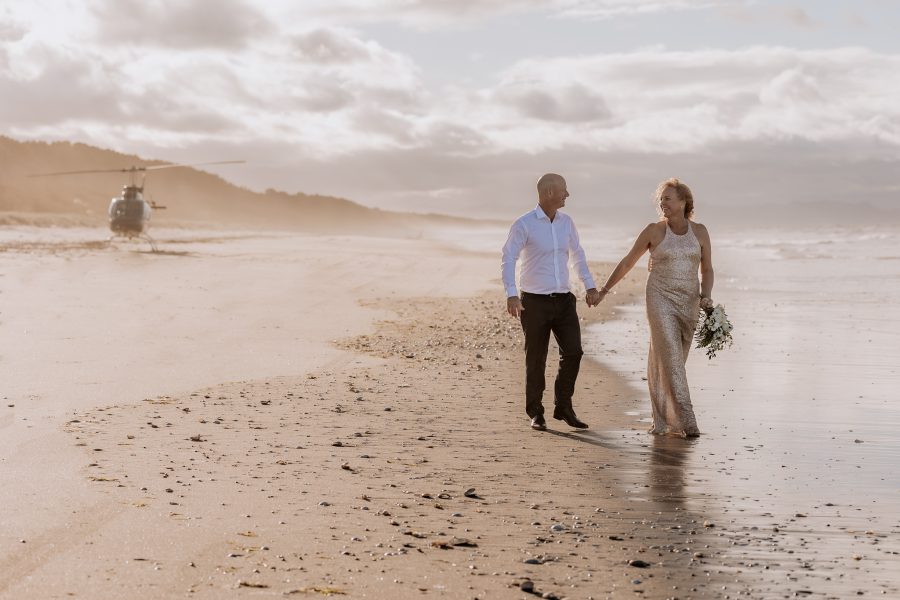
[568, 220, 596, 290]
[501, 220, 526, 298]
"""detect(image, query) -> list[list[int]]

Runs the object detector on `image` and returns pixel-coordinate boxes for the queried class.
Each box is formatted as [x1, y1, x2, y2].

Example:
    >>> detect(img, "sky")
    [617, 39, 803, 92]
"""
[1, 0, 898, 222]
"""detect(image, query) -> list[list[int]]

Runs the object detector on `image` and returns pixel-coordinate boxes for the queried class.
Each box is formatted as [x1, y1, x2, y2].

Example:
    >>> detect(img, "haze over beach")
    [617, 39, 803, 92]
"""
[2, 1, 899, 599]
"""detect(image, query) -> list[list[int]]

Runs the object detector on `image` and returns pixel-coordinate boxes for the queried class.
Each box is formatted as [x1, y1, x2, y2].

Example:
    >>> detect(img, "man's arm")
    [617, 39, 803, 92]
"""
[568, 221, 599, 305]
[501, 221, 526, 317]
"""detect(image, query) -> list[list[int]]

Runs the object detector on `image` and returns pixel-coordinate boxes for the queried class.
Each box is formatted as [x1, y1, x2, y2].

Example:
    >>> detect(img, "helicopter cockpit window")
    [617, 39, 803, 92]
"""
[109, 198, 144, 218]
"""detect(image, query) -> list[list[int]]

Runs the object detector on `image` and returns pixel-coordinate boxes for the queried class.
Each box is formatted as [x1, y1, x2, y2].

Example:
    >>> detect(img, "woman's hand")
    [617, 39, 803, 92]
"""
[699, 296, 714, 310]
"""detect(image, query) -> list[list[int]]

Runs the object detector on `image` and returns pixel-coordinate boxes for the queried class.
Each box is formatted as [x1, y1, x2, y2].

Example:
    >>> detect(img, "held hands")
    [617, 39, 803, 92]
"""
[507, 296, 524, 318]
[699, 296, 714, 310]
[586, 287, 611, 307]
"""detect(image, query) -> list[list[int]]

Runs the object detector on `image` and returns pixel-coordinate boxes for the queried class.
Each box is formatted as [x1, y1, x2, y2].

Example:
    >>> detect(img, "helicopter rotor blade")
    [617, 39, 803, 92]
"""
[142, 160, 246, 171]
[27, 166, 145, 177]
[28, 160, 244, 178]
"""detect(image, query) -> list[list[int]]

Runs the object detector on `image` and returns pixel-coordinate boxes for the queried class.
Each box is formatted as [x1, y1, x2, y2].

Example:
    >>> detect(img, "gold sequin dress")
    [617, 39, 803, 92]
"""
[646, 221, 701, 436]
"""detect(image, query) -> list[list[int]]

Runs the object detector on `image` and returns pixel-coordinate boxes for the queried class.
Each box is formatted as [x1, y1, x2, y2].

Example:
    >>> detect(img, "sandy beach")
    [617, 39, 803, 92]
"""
[2, 224, 898, 599]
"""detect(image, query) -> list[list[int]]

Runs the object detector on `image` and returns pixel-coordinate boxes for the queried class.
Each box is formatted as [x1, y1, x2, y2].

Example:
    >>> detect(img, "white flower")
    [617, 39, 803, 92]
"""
[695, 303, 734, 359]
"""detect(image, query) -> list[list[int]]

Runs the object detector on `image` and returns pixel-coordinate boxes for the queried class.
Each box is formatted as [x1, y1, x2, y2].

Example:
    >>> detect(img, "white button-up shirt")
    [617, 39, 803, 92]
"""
[501, 205, 596, 298]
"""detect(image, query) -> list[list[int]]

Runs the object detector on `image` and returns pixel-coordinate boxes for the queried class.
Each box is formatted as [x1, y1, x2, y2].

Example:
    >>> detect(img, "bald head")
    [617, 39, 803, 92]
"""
[535, 172, 569, 218]
[537, 173, 565, 197]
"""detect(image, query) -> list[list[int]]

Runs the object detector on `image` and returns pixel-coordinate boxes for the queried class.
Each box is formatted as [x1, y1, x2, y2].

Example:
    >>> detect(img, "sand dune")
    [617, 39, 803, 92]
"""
[0, 136, 473, 234]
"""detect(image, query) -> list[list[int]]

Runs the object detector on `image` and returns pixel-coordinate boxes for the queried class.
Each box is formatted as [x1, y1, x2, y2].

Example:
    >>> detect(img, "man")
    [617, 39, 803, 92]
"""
[502, 173, 601, 431]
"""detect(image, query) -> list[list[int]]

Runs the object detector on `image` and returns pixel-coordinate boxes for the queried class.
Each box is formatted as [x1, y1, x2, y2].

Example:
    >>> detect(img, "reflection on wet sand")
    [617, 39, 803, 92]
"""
[647, 434, 698, 508]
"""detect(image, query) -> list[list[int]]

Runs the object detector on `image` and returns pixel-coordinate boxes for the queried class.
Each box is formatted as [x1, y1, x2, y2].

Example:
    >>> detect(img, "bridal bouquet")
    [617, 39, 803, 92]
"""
[695, 304, 733, 359]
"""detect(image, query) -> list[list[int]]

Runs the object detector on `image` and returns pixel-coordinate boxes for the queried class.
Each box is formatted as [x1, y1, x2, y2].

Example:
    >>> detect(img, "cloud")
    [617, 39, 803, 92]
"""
[291, 28, 382, 64]
[780, 7, 816, 29]
[476, 47, 900, 153]
[553, 0, 733, 20]
[88, 0, 272, 49]
[723, 3, 823, 29]
[0, 47, 124, 125]
[0, 13, 427, 155]
[279, 0, 744, 29]
[496, 82, 613, 123]
[0, 16, 27, 43]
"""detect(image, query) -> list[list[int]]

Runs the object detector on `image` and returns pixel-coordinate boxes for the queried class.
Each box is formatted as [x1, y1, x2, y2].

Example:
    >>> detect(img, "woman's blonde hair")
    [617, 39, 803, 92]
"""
[654, 178, 694, 219]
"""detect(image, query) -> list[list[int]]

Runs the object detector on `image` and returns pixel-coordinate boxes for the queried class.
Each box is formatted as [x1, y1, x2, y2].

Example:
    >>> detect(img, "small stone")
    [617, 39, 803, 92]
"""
[463, 488, 478, 498]
[520, 580, 535, 593]
[628, 559, 651, 568]
[550, 523, 567, 533]
[524, 558, 541, 564]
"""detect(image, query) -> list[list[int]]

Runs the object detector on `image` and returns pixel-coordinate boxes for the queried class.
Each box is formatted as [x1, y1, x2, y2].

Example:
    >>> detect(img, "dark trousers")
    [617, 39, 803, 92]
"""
[519, 292, 584, 418]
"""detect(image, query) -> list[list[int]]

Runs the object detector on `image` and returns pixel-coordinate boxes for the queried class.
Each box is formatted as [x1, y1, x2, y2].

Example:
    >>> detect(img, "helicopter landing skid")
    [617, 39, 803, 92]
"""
[107, 233, 159, 253]
[140, 233, 159, 253]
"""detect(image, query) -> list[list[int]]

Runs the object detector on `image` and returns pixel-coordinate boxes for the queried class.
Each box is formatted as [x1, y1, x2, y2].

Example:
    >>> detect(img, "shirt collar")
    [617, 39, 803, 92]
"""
[533, 205, 551, 221]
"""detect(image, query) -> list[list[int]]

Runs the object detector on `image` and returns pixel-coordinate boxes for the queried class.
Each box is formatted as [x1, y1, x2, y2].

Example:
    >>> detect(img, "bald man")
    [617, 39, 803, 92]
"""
[501, 173, 601, 431]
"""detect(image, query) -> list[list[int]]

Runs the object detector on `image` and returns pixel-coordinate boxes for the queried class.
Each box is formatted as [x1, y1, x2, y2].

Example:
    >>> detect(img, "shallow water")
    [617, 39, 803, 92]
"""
[583, 226, 900, 508]
[582, 225, 900, 596]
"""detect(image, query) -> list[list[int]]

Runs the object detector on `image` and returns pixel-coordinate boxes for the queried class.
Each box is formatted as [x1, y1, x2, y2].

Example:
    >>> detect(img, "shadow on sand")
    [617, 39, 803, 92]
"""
[543, 427, 624, 451]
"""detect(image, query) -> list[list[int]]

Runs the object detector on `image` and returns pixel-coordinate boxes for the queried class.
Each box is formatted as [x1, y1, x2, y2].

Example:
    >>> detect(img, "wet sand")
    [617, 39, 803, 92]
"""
[1, 225, 898, 599]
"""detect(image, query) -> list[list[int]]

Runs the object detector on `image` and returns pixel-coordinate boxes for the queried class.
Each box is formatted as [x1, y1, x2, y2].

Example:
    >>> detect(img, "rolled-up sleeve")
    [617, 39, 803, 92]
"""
[501, 221, 526, 298]
[568, 221, 596, 290]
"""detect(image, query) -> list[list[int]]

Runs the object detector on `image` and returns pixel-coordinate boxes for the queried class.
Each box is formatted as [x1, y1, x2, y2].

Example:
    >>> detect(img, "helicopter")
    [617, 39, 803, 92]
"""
[30, 160, 244, 251]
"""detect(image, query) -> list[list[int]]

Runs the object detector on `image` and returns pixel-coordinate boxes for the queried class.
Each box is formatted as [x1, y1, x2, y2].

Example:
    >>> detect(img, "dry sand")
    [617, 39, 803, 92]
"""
[1, 225, 897, 599]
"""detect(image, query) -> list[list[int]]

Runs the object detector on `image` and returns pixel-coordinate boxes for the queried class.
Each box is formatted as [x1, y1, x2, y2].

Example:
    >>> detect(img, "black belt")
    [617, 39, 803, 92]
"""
[522, 291, 571, 299]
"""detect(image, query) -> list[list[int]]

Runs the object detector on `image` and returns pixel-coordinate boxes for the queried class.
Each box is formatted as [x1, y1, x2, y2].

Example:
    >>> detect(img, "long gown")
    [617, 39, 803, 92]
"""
[646, 220, 701, 437]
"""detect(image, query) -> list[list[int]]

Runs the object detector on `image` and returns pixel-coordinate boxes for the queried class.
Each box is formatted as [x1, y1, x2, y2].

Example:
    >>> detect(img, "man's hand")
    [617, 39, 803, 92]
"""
[507, 296, 524, 318]
[699, 296, 714, 311]
[585, 288, 602, 307]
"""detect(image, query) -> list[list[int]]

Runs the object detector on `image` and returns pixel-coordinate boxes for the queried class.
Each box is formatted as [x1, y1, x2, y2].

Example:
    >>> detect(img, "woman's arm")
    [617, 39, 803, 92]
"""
[696, 223, 715, 308]
[598, 224, 655, 299]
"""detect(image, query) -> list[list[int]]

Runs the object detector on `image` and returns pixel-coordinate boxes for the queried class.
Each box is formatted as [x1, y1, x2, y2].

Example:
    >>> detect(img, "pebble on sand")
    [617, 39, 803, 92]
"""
[628, 559, 651, 568]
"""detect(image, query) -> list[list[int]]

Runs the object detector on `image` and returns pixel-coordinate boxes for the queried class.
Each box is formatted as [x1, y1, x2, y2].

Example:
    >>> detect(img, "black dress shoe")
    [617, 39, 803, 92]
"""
[553, 408, 588, 429]
[530, 415, 547, 431]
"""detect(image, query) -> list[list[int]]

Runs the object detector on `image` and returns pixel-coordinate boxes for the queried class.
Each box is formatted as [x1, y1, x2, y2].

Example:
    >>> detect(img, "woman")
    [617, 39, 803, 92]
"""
[597, 178, 714, 437]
